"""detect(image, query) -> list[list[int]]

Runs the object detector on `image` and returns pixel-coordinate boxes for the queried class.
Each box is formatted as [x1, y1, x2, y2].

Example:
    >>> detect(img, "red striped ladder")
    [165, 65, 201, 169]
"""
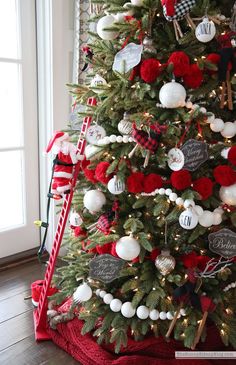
[33, 97, 96, 340]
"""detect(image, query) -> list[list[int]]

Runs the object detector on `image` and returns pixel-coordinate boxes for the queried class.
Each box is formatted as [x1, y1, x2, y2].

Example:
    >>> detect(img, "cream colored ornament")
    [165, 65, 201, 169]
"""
[220, 184, 236, 206]
[155, 249, 176, 276]
[159, 80, 186, 108]
[97, 15, 118, 40]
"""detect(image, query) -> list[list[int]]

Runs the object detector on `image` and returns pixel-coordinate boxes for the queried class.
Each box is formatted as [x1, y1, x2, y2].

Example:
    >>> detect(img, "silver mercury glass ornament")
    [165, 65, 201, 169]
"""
[155, 221, 176, 276]
[143, 36, 157, 54]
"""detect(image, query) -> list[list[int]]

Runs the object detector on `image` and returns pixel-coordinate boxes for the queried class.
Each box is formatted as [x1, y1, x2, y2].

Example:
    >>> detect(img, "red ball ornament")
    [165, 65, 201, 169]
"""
[143, 173, 163, 193]
[95, 161, 111, 184]
[170, 169, 192, 190]
[213, 165, 236, 186]
[140, 58, 162, 83]
[183, 64, 203, 89]
[126, 172, 145, 193]
[197, 255, 211, 271]
[167, 51, 190, 77]
[228, 146, 236, 166]
[192, 177, 213, 200]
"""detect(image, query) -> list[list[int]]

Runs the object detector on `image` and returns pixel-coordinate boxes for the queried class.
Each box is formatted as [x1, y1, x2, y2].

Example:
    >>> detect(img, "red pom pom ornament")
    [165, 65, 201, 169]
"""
[143, 173, 163, 193]
[213, 165, 236, 186]
[192, 177, 213, 200]
[228, 146, 236, 166]
[170, 169, 192, 190]
[183, 64, 203, 89]
[140, 58, 162, 83]
[126, 172, 145, 193]
[95, 162, 111, 184]
[167, 51, 190, 77]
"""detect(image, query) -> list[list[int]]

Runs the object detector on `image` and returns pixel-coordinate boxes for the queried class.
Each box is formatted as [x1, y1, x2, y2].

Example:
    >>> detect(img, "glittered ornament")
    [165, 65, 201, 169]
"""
[179, 208, 199, 230]
[159, 80, 186, 108]
[118, 113, 132, 135]
[86, 125, 106, 145]
[155, 249, 176, 276]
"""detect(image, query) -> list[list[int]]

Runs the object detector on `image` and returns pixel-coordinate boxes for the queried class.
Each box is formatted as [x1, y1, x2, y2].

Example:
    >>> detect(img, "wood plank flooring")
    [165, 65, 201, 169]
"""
[0, 260, 79, 365]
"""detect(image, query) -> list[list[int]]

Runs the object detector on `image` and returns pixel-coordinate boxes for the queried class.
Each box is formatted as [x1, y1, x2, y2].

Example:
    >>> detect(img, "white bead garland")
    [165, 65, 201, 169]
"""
[95, 290, 186, 321]
[96, 134, 134, 146]
[141, 188, 224, 229]
[156, 100, 236, 139]
[223, 282, 236, 292]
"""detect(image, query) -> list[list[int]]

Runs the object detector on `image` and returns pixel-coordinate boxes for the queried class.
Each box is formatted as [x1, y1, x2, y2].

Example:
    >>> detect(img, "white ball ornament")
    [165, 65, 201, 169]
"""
[159, 311, 167, 320]
[136, 305, 149, 319]
[85, 145, 104, 160]
[167, 148, 185, 171]
[221, 122, 236, 138]
[123, 3, 135, 16]
[179, 208, 199, 230]
[210, 118, 224, 132]
[198, 211, 214, 227]
[73, 283, 92, 303]
[107, 176, 125, 195]
[110, 298, 122, 312]
[103, 293, 113, 304]
[114, 13, 125, 23]
[96, 289, 101, 296]
[90, 74, 107, 94]
[167, 311, 174, 320]
[97, 15, 118, 40]
[116, 235, 141, 261]
[220, 184, 236, 206]
[99, 290, 107, 298]
[180, 308, 186, 316]
[195, 17, 216, 43]
[159, 80, 186, 109]
[213, 212, 223, 225]
[183, 199, 195, 209]
[131, 0, 144, 5]
[121, 302, 136, 318]
[149, 309, 159, 320]
[176, 197, 184, 206]
[83, 190, 106, 213]
[194, 205, 204, 217]
[169, 193, 178, 202]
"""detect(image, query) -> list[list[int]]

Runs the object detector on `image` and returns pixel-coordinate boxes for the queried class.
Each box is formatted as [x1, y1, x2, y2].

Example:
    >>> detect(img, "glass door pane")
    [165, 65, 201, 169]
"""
[0, 0, 20, 59]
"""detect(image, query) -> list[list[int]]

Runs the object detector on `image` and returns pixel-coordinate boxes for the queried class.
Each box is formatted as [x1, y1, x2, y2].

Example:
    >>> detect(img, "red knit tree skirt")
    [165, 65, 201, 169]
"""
[47, 318, 234, 365]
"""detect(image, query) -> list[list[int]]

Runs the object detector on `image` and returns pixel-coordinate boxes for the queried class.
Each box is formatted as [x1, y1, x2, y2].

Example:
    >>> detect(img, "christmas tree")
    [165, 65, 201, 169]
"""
[50, 0, 236, 353]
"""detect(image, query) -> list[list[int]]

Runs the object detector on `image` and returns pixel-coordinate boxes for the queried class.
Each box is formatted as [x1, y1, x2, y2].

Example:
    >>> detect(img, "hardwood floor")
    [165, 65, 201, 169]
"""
[0, 260, 79, 365]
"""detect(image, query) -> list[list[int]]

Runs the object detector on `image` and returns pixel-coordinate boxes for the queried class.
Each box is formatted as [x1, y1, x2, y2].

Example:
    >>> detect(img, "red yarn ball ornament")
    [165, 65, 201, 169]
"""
[84, 166, 98, 184]
[228, 146, 236, 166]
[143, 173, 163, 193]
[167, 51, 190, 77]
[126, 172, 145, 193]
[140, 58, 162, 83]
[192, 177, 213, 200]
[213, 165, 236, 186]
[95, 162, 111, 184]
[170, 169, 192, 190]
[183, 64, 203, 89]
